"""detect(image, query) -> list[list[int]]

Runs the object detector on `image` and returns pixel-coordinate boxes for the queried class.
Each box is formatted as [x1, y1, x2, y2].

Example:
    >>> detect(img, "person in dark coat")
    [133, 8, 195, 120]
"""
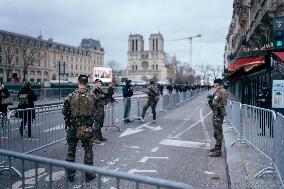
[122, 80, 133, 123]
[17, 81, 38, 138]
[0, 82, 11, 116]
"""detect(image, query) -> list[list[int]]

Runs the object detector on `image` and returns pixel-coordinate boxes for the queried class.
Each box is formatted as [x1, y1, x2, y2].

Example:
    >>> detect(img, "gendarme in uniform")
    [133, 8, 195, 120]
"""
[62, 75, 96, 182]
[208, 78, 228, 157]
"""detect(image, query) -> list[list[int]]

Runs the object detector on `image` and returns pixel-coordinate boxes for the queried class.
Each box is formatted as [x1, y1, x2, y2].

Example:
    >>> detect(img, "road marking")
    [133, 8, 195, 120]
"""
[23, 138, 40, 141]
[119, 123, 162, 138]
[200, 108, 211, 143]
[138, 156, 169, 163]
[41, 125, 64, 133]
[123, 145, 140, 149]
[151, 147, 159, 152]
[160, 139, 210, 149]
[102, 168, 119, 183]
[172, 111, 212, 138]
[128, 169, 157, 174]
[119, 128, 144, 137]
[204, 171, 215, 175]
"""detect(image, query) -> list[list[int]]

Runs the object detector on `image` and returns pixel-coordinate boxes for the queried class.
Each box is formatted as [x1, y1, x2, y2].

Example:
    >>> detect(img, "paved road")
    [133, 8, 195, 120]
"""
[1, 92, 229, 189]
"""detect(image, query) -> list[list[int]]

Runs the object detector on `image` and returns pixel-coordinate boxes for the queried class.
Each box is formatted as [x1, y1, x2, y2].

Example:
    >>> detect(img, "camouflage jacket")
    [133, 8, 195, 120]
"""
[62, 88, 96, 128]
[146, 86, 160, 102]
[209, 88, 228, 117]
[93, 87, 108, 119]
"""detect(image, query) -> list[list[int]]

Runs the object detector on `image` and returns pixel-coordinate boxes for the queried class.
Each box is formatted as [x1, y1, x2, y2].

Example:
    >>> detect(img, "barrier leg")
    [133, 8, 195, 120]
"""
[0, 161, 22, 177]
[254, 163, 275, 178]
[104, 103, 120, 131]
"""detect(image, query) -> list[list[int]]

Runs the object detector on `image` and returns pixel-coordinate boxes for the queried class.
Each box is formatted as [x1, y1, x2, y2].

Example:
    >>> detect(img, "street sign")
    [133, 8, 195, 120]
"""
[58, 61, 66, 74]
[273, 17, 284, 30]
[273, 17, 284, 48]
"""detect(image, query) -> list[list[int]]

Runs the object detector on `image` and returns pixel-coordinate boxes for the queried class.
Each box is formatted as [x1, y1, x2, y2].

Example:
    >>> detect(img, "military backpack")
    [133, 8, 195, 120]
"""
[70, 91, 95, 117]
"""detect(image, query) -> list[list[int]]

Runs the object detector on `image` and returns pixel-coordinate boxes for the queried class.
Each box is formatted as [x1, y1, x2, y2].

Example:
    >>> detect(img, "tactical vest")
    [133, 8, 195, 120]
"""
[69, 91, 95, 117]
[217, 89, 228, 117]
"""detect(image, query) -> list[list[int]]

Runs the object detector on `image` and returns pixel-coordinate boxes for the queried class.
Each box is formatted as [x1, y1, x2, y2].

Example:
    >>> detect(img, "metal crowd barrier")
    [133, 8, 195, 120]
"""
[0, 149, 193, 189]
[226, 100, 284, 188]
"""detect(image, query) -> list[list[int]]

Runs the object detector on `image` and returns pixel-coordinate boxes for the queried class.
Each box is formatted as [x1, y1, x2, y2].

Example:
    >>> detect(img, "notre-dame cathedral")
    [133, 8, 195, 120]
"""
[127, 33, 176, 82]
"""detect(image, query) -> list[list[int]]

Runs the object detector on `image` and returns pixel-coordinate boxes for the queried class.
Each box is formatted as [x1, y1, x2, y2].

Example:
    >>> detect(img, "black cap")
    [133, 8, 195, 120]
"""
[95, 79, 103, 84]
[150, 80, 155, 85]
[213, 78, 223, 85]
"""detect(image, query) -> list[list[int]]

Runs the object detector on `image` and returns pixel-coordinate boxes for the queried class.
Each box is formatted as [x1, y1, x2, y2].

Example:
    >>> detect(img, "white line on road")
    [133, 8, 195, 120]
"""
[119, 128, 144, 138]
[200, 109, 211, 143]
[41, 125, 64, 133]
[128, 169, 157, 174]
[204, 171, 215, 175]
[136, 123, 162, 131]
[102, 168, 120, 183]
[160, 139, 210, 149]
[151, 147, 159, 152]
[123, 145, 140, 149]
[138, 156, 169, 163]
[184, 115, 192, 121]
[172, 111, 212, 139]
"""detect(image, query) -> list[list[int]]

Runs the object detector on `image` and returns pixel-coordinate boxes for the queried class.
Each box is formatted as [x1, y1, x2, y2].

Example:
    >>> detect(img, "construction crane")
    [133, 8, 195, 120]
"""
[172, 34, 202, 65]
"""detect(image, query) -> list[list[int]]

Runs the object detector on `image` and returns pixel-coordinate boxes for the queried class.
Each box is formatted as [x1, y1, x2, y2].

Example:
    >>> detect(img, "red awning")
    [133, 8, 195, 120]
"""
[228, 56, 265, 73]
[273, 52, 284, 62]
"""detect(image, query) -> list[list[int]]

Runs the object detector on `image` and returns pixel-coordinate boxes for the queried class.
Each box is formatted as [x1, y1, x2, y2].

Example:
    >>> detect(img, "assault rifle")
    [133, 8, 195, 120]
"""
[207, 94, 214, 105]
[95, 88, 117, 103]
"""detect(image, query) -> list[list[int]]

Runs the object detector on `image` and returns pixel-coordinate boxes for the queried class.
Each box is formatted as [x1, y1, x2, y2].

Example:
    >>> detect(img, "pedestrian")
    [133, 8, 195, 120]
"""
[159, 84, 164, 96]
[17, 81, 37, 138]
[141, 81, 160, 123]
[107, 82, 115, 102]
[122, 80, 133, 123]
[92, 79, 109, 143]
[207, 78, 228, 157]
[62, 75, 96, 182]
[0, 82, 11, 116]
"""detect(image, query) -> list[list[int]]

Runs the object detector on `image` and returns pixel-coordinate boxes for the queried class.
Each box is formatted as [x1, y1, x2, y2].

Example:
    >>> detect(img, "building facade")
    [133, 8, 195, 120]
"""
[0, 29, 104, 83]
[224, 0, 284, 109]
[127, 33, 176, 82]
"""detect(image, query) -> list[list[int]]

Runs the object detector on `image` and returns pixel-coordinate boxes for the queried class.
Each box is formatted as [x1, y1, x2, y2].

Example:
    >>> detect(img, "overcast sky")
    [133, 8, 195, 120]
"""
[0, 0, 233, 70]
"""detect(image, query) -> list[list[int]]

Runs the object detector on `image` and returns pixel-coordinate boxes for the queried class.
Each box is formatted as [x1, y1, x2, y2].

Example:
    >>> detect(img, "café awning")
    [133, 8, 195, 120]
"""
[273, 51, 284, 62]
[228, 56, 266, 73]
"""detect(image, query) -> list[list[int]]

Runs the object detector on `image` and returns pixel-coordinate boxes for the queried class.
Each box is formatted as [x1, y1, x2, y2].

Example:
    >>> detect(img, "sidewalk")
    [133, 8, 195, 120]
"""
[223, 118, 282, 189]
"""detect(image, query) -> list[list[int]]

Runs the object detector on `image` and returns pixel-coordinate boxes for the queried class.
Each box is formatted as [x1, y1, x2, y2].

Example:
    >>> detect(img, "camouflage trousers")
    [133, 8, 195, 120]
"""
[212, 115, 224, 150]
[66, 126, 93, 178]
[94, 117, 104, 140]
[142, 100, 158, 120]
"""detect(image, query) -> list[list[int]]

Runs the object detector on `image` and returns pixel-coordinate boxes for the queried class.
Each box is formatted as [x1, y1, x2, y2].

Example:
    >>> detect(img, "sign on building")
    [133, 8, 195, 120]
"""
[272, 80, 284, 108]
[93, 67, 112, 83]
[273, 17, 284, 48]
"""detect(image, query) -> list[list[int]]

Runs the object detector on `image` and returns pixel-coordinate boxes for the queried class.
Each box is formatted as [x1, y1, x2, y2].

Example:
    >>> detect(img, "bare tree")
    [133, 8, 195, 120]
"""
[197, 64, 212, 80]
[210, 65, 222, 79]
[20, 46, 41, 82]
[3, 46, 17, 82]
[106, 60, 121, 71]
[174, 62, 196, 84]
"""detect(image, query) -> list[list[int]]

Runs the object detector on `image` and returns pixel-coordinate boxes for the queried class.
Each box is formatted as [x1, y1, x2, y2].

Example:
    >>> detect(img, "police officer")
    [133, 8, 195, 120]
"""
[141, 81, 160, 123]
[92, 79, 108, 143]
[208, 78, 228, 157]
[62, 75, 96, 182]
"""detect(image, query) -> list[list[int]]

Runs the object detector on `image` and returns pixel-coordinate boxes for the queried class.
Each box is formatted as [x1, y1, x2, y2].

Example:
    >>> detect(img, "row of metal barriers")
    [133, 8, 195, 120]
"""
[226, 100, 284, 188]
[0, 89, 203, 189]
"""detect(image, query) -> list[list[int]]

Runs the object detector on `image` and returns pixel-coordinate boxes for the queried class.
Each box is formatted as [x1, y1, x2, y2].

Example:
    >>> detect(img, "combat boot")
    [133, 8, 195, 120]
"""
[209, 148, 216, 152]
[92, 139, 102, 144]
[209, 150, 222, 157]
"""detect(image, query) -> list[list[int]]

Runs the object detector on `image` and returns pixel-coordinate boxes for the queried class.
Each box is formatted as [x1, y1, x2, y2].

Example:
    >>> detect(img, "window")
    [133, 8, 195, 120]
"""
[54, 62, 56, 68]
[152, 65, 155, 70]
[15, 57, 19, 64]
[71, 64, 73, 69]
[37, 79, 41, 83]
[76, 65, 78, 70]
[71, 57, 73, 62]
[0, 56, 2, 64]
[156, 64, 158, 70]
[80, 65, 82, 70]
[0, 45, 2, 52]
[44, 60, 47, 67]
[132, 65, 134, 71]
[136, 65, 138, 70]
[44, 71, 48, 76]
[30, 71, 35, 75]
[37, 71, 42, 75]
[0, 68, 4, 74]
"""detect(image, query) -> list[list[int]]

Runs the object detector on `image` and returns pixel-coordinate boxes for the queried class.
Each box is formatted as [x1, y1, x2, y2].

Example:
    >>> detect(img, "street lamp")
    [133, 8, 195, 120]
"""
[172, 34, 202, 66]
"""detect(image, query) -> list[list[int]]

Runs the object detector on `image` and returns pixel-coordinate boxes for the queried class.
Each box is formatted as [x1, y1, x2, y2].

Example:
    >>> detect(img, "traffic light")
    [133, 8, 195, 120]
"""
[273, 17, 284, 49]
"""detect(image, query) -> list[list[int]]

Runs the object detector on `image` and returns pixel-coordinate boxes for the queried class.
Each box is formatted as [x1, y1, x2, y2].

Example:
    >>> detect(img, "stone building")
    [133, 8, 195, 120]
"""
[127, 33, 176, 82]
[0, 29, 104, 83]
[224, 0, 284, 108]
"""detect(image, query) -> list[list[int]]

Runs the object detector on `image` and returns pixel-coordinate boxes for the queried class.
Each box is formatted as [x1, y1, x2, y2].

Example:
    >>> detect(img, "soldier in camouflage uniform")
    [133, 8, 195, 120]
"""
[141, 81, 160, 123]
[92, 79, 109, 144]
[208, 78, 228, 157]
[62, 75, 96, 182]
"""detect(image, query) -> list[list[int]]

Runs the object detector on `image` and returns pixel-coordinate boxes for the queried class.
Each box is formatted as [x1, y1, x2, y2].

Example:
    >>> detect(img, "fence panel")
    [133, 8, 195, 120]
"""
[0, 149, 194, 189]
[274, 112, 284, 187]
